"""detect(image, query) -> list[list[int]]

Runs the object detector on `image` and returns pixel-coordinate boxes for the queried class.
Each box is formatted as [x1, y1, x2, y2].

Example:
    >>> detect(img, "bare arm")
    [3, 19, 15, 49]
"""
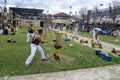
[34, 34, 43, 42]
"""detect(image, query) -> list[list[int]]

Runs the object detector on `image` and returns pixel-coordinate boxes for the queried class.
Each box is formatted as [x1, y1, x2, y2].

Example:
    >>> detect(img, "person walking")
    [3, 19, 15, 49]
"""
[24, 29, 47, 68]
[26, 24, 35, 43]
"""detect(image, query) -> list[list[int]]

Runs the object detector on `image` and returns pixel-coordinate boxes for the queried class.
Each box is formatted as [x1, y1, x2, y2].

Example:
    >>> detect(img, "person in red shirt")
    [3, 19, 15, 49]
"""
[24, 29, 47, 68]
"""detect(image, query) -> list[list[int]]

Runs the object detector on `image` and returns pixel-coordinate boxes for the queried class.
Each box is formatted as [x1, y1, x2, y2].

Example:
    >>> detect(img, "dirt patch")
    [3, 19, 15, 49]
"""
[66, 33, 120, 55]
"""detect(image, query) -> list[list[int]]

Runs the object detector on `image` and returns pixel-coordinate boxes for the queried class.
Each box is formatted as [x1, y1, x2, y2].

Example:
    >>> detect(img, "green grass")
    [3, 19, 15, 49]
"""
[0, 28, 120, 77]
[78, 31, 120, 46]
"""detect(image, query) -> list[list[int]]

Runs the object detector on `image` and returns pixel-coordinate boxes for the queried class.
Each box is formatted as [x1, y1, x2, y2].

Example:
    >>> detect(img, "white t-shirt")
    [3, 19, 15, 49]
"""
[94, 28, 102, 31]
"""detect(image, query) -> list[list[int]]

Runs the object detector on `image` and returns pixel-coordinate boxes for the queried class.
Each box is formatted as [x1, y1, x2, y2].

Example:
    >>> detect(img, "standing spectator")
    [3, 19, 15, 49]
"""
[82, 24, 85, 31]
[113, 30, 117, 37]
[74, 23, 79, 36]
[62, 24, 66, 33]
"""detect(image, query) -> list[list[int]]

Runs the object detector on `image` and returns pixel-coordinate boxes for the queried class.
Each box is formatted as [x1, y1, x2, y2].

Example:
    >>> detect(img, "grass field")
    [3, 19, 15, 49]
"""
[0, 28, 120, 77]
[78, 31, 120, 46]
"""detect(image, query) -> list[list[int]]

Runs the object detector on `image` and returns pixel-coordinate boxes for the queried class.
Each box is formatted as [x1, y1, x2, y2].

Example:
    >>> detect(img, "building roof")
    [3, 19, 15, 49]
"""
[53, 12, 70, 17]
[9, 7, 43, 13]
[71, 15, 81, 22]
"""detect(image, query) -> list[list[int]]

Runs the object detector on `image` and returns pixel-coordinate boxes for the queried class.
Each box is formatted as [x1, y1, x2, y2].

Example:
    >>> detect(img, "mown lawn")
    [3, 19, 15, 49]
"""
[0, 28, 120, 77]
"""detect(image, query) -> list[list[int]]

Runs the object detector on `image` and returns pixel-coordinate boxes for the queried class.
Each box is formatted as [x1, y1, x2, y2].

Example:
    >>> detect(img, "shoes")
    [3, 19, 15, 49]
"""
[42, 58, 48, 61]
[24, 64, 29, 68]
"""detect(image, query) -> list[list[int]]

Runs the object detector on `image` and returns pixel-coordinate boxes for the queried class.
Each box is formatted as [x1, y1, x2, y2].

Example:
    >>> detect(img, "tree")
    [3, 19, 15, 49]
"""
[111, 0, 120, 21]
[111, 0, 120, 27]
[78, 7, 88, 23]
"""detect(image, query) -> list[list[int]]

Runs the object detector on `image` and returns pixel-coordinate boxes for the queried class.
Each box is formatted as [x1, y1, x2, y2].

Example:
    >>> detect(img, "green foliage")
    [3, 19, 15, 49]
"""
[0, 29, 120, 77]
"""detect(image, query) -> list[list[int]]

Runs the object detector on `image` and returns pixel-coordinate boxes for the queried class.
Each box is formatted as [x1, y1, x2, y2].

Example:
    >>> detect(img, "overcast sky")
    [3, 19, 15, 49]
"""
[0, 0, 113, 14]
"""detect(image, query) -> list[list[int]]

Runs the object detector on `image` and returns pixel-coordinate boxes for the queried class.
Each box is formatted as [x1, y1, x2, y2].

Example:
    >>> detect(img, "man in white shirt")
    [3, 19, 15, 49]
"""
[92, 28, 102, 42]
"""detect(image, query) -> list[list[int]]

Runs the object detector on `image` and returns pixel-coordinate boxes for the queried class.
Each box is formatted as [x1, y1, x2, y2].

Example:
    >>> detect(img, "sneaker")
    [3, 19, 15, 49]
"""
[42, 58, 48, 61]
[24, 64, 29, 68]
